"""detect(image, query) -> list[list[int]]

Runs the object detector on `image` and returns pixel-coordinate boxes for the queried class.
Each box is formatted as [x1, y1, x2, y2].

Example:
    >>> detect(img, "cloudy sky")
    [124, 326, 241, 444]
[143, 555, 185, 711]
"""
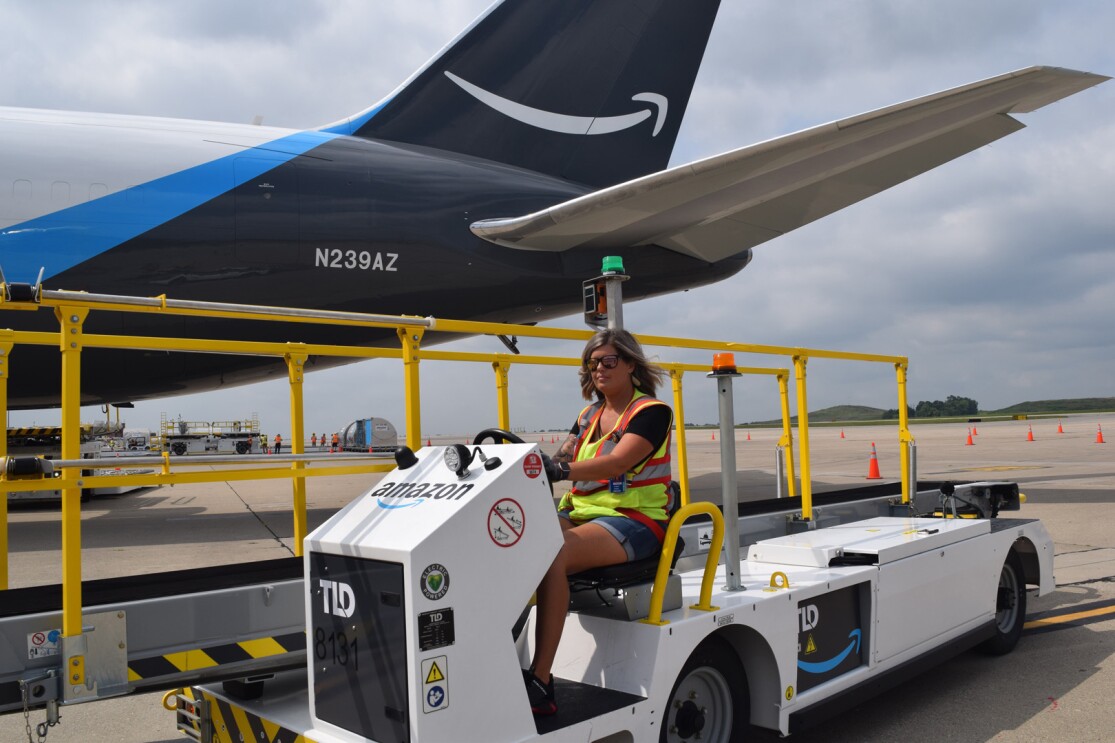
[2, 0, 1112, 438]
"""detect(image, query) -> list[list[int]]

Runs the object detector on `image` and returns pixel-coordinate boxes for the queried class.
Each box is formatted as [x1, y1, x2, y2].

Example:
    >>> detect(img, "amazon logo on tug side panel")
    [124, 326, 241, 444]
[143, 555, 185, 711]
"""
[445, 71, 668, 136]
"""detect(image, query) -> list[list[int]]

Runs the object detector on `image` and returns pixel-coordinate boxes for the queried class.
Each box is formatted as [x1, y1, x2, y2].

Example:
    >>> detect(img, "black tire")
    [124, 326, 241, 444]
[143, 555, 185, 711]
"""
[661, 635, 748, 743]
[980, 549, 1027, 655]
[171, 442, 188, 456]
[235, 441, 250, 455]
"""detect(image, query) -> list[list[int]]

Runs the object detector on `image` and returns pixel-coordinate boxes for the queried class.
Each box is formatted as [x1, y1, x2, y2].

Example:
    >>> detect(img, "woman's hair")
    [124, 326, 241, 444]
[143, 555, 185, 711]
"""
[578, 329, 666, 401]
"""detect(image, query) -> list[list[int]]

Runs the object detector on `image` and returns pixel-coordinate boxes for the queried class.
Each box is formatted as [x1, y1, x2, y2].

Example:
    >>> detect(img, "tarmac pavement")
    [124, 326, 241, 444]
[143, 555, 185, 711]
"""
[2, 415, 1112, 742]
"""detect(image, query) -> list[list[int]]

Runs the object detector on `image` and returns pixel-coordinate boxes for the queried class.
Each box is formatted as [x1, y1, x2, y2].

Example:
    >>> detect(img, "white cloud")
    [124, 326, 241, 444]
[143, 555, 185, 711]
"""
[2, 0, 1112, 437]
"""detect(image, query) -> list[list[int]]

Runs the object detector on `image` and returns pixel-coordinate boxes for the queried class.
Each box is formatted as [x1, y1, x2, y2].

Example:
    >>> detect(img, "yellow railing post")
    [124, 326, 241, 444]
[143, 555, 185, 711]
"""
[896, 362, 913, 503]
[669, 368, 690, 506]
[776, 371, 798, 500]
[492, 359, 511, 431]
[793, 356, 813, 521]
[641, 502, 724, 626]
[286, 347, 308, 555]
[56, 305, 89, 697]
[398, 327, 425, 450]
[0, 330, 11, 590]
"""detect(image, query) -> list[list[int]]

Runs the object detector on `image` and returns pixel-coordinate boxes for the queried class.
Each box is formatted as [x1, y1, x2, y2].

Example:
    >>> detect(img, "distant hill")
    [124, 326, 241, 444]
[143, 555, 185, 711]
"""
[748, 398, 1114, 426]
[988, 398, 1115, 415]
[762, 405, 885, 425]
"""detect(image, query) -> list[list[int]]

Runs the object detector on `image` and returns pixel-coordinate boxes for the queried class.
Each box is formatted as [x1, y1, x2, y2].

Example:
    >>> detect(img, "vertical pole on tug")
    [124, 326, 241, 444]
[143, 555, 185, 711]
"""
[583, 256, 629, 332]
[709, 353, 744, 592]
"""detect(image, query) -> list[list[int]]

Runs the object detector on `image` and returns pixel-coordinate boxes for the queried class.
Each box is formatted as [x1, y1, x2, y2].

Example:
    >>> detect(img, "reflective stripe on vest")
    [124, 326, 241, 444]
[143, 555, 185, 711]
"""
[560, 391, 672, 521]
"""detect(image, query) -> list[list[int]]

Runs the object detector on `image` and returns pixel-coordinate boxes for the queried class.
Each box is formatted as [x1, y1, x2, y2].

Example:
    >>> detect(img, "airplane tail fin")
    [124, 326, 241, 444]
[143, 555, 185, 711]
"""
[324, 0, 721, 189]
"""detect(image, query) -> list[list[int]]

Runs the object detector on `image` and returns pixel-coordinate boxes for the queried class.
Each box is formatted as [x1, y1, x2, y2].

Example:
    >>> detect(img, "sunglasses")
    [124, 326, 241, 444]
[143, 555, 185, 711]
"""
[585, 354, 621, 371]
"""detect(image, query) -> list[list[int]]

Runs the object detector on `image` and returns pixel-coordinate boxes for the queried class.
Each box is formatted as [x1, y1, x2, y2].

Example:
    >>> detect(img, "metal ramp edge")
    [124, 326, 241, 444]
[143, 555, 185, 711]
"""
[1, 558, 305, 715]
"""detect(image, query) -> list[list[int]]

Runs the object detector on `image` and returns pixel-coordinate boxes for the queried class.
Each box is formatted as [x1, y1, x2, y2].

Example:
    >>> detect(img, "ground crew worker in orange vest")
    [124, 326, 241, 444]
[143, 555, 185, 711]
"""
[331, 432, 340, 453]
[310, 432, 317, 449]
[273, 433, 282, 455]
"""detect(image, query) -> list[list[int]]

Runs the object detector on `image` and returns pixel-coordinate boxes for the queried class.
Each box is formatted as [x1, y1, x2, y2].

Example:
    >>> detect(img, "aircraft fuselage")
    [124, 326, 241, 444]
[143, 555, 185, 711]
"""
[0, 109, 750, 407]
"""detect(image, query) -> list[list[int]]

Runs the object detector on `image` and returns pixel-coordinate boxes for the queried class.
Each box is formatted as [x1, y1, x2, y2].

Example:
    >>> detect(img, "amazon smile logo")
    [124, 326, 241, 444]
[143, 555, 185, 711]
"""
[444, 71, 668, 136]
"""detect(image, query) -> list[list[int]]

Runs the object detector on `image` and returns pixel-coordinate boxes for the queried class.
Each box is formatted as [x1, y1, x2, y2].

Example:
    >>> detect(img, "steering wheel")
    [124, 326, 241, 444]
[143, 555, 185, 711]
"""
[472, 428, 525, 445]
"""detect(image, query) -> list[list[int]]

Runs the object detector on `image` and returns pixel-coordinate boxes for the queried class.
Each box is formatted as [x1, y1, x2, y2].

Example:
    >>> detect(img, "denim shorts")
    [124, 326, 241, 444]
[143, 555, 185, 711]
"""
[559, 512, 664, 562]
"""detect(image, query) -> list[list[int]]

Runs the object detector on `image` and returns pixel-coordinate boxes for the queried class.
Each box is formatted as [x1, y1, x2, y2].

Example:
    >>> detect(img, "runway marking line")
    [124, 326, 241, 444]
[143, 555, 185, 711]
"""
[1024, 597, 1115, 634]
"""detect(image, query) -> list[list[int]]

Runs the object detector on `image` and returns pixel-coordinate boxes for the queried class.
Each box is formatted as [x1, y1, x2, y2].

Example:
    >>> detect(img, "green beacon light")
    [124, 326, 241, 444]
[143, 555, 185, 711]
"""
[601, 256, 625, 276]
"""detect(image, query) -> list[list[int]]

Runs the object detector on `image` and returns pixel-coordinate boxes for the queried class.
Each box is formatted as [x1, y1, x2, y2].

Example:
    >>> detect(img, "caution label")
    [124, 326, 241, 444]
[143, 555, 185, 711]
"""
[488, 498, 525, 548]
[421, 655, 449, 713]
[27, 628, 61, 660]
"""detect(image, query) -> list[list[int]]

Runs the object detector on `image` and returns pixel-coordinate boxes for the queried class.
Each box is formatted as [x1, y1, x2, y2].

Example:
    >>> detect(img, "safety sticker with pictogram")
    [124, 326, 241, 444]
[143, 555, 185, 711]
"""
[523, 452, 543, 479]
[27, 628, 61, 660]
[422, 655, 449, 713]
[488, 498, 525, 547]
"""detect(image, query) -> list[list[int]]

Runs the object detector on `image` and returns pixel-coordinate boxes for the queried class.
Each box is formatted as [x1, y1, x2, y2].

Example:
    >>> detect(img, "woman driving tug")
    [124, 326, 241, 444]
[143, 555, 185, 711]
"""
[529, 328, 673, 716]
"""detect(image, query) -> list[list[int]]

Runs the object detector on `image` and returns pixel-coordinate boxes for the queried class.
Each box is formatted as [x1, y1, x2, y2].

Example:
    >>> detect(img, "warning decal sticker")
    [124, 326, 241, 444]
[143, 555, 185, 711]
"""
[523, 452, 543, 479]
[27, 629, 61, 660]
[422, 655, 449, 713]
[488, 498, 525, 547]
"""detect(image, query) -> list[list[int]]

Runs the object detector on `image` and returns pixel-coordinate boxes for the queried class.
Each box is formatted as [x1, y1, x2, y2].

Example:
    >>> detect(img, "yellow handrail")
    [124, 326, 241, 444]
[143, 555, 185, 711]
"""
[641, 502, 725, 626]
[0, 286, 913, 645]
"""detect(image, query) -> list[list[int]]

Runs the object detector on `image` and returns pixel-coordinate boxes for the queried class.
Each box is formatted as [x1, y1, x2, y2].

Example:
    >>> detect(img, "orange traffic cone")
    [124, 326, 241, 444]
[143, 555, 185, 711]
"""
[427, 439, 432, 447]
[866, 442, 882, 479]
[551, 436, 556, 444]
[746, 431, 751, 441]
[711, 431, 716, 441]
[1057, 420, 1064, 434]
[840, 429, 845, 439]
[1098, 425, 1106, 444]
[966, 428, 974, 446]
[972, 426, 978, 436]
[1027, 425, 1035, 442]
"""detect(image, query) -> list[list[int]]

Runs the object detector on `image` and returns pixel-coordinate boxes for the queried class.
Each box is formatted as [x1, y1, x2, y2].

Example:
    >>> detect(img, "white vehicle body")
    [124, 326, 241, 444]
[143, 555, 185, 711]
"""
[179, 443, 1052, 742]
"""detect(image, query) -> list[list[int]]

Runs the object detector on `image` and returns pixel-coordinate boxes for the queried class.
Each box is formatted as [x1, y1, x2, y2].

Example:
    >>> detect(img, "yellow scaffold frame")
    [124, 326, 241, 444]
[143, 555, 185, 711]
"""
[0, 287, 912, 647]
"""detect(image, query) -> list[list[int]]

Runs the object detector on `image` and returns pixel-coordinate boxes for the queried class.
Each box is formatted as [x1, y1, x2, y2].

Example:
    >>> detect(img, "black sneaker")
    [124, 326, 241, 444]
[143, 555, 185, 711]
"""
[523, 669, 557, 716]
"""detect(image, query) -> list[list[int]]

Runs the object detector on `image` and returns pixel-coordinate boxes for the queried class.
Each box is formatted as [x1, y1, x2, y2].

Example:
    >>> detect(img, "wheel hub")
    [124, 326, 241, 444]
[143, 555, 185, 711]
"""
[674, 700, 706, 739]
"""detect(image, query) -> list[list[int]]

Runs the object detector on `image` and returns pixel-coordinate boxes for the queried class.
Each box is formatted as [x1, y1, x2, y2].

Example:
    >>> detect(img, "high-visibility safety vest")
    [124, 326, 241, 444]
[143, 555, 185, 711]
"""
[558, 390, 672, 523]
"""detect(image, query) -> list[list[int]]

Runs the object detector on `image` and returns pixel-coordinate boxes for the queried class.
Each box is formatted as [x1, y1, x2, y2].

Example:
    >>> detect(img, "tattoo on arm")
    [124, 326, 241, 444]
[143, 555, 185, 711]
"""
[552, 434, 577, 463]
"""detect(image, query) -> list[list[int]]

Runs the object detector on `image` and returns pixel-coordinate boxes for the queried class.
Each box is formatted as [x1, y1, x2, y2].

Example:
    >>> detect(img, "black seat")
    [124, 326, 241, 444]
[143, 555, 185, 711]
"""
[569, 536, 685, 592]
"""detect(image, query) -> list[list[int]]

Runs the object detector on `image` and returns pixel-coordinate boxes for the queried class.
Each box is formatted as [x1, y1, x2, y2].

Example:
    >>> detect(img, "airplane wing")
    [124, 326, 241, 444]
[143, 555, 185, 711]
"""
[470, 66, 1108, 262]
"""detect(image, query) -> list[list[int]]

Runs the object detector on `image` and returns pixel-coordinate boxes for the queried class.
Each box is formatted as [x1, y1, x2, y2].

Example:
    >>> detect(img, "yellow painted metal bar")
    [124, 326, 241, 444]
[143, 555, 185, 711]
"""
[35, 290, 430, 331]
[777, 372, 798, 500]
[492, 361, 511, 431]
[896, 362, 913, 503]
[642, 502, 724, 626]
[793, 356, 813, 521]
[0, 331, 10, 590]
[0, 462, 396, 493]
[632, 333, 907, 365]
[82, 334, 403, 360]
[668, 368, 690, 507]
[398, 328, 425, 450]
[56, 306, 88, 638]
[22, 289, 908, 366]
[286, 349, 308, 556]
